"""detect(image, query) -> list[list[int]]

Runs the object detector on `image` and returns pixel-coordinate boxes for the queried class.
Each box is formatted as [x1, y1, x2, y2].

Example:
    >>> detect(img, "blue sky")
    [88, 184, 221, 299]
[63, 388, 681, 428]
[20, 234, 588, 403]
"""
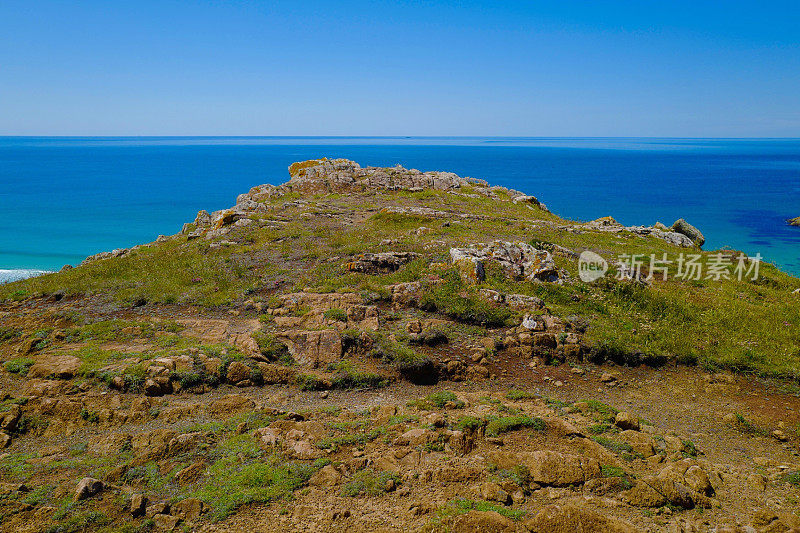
[1, 1, 798, 136]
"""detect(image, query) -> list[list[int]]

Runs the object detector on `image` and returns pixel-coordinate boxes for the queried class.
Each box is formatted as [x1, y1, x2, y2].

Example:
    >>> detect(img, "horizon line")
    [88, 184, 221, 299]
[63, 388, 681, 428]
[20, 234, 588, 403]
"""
[2, 135, 799, 140]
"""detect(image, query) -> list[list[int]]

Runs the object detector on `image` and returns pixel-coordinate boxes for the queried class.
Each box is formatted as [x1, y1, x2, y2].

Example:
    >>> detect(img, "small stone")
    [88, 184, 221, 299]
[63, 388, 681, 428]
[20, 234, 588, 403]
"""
[74, 478, 104, 501]
[130, 493, 148, 517]
[153, 513, 181, 530]
[146, 502, 170, 518]
[772, 430, 788, 442]
[615, 412, 640, 431]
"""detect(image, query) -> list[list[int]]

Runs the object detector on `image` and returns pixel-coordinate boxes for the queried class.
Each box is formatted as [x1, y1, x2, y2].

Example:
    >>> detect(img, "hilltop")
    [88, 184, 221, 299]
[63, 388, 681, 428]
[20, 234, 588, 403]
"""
[0, 159, 799, 532]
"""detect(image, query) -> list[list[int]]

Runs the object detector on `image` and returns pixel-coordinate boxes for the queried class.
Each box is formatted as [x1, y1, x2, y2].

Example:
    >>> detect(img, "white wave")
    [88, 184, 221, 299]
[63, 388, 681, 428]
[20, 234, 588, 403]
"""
[0, 269, 52, 284]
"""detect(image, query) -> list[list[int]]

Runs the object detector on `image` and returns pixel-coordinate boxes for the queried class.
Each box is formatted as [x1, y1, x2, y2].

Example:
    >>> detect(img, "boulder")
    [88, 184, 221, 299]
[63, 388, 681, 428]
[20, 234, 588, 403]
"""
[285, 158, 490, 195]
[525, 504, 640, 532]
[388, 281, 424, 307]
[225, 361, 251, 384]
[74, 478, 104, 501]
[27, 355, 80, 379]
[452, 511, 516, 533]
[671, 218, 705, 246]
[206, 395, 255, 418]
[309, 465, 342, 488]
[277, 329, 342, 368]
[287, 439, 324, 460]
[617, 430, 655, 457]
[614, 411, 640, 431]
[346, 252, 420, 274]
[171, 498, 205, 522]
[524, 451, 600, 486]
[130, 493, 147, 517]
[489, 450, 600, 487]
[450, 241, 560, 283]
[479, 482, 511, 505]
[256, 363, 296, 384]
[621, 459, 715, 509]
[153, 513, 180, 530]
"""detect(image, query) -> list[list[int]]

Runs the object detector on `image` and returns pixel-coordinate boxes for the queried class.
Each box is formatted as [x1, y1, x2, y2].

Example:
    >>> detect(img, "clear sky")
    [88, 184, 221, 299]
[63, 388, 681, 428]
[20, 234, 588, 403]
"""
[1, 1, 798, 136]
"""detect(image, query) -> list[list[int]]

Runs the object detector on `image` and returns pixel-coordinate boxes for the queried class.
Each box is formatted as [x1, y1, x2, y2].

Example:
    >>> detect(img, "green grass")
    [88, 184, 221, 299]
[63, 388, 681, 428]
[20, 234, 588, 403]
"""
[251, 331, 292, 364]
[189, 433, 317, 520]
[4, 357, 35, 375]
[782, 471, 800, 487]
[728, 412, 769, 436]
[374, 341, 437, 384]
[316, 428, 384, 451]
[485, 415, 546, 437]
[327, 360, 389, 389]
[65, 319, 182, 343]
[593, 436, 635, 457]
[419, 269, 517, 327]
[580, 400, 619, 423]
[0, 239, 251, 306]
[44, 511, 111, 533]
[323, 308, 348, 322]
[0, 327, 21, 342]
[587, 423, 613, 435]
[194, 455, 315, 520]
[505, 389, 537, 401]
[340, 468, 401, 497]
[409, 390, 465, 410]
[454, 416, 486, 432]
[434, 499, 527, 522]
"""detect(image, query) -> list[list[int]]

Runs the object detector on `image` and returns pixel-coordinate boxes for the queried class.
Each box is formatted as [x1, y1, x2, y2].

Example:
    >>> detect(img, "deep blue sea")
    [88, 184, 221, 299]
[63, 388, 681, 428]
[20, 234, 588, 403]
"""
[1, 137, 799, 282]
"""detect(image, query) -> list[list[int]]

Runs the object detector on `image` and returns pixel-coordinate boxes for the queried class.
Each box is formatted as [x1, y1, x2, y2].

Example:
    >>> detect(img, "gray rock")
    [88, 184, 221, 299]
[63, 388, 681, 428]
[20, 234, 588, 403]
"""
[450, 241, 561, 283]
[346, 252, 420, 274]
[671, 218, 705, 246]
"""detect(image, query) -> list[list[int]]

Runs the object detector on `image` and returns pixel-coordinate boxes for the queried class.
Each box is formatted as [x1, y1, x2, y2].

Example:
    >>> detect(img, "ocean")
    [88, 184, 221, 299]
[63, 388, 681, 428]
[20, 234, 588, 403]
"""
[1, 137, 799, 282]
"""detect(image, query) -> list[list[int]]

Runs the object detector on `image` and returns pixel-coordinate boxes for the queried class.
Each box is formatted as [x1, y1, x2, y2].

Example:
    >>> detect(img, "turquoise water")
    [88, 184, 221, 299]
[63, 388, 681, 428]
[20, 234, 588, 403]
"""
[1, 137, 799, 282]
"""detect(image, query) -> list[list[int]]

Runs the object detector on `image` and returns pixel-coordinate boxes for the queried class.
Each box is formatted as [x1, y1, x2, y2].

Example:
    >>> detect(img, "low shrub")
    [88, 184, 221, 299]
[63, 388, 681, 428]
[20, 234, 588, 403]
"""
[4, 357, 35, 375]
[485, 415, 546, 436]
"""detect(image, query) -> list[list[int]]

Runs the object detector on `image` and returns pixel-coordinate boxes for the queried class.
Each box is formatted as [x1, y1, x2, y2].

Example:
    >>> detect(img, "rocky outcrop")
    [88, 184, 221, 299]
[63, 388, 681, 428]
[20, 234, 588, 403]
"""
[526, 504, 640, 532]
[450, 241, 562, 283]
[287, 158, 486, 193]
[276, 329, 342, 368]
[346, 252, 419, 274]
[582, 217, 695, 248]
[671, 218, 705, 246]
[28, 355, 81, 379]
[488, 450, 601, 486]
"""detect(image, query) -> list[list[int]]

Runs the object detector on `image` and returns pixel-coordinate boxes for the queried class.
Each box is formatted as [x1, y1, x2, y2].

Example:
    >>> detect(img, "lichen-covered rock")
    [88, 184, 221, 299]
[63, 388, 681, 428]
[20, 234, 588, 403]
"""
[671, 218, 705, 246]
[346, 251, 419, 274]
[450, 241, 561, 283]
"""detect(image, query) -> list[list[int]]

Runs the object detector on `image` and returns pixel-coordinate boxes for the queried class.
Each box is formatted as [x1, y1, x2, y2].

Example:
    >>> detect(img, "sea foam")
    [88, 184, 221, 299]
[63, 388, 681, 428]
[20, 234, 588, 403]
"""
[0, 269, 51, 284]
